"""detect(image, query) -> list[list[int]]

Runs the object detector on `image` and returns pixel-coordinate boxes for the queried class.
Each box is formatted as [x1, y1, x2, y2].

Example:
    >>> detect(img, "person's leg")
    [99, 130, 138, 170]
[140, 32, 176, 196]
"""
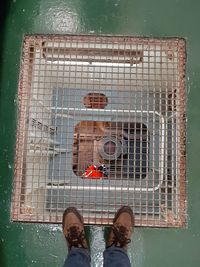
[103, 245, 131, 267]
[63, 247, 90, 267]
[103, 206, 134, 267]
[62, 207, 90, 267]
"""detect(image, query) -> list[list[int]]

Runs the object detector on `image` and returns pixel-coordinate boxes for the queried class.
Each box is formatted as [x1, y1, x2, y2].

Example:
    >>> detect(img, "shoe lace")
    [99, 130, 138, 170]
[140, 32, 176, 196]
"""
[111, 225, 131, 248]
[66, 226, 86, 249]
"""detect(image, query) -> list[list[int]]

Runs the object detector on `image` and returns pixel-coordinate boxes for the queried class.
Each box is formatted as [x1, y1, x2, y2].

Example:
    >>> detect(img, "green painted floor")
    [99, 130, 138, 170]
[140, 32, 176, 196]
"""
[0, 0, 200, 266]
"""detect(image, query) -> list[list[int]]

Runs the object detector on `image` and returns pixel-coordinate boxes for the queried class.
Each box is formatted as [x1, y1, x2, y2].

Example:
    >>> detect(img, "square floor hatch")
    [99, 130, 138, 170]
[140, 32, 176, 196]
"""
[12, 35, 186, 227]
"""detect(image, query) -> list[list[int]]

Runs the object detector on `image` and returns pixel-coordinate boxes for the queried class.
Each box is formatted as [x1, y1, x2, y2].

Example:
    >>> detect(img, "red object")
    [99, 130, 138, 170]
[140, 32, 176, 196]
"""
[82, 165, 104, 179]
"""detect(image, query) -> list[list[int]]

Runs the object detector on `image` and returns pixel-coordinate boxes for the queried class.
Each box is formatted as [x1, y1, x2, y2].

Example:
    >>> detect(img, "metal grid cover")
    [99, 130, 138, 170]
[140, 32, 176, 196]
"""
[12, 35, 186, 227]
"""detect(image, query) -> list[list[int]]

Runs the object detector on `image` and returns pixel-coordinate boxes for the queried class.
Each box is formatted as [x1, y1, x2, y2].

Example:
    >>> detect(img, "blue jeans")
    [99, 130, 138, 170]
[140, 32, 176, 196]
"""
[63, 245, 131, 267]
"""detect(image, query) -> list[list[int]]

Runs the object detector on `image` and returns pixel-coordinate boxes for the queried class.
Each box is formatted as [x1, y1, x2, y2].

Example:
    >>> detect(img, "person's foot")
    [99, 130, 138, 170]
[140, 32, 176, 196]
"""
[106, 206, 134, 250]
[62, 207, 88, 250]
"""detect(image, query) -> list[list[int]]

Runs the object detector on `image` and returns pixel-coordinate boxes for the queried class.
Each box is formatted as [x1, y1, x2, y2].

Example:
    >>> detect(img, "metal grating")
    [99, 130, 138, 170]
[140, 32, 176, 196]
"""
[12, 35, 186, 227]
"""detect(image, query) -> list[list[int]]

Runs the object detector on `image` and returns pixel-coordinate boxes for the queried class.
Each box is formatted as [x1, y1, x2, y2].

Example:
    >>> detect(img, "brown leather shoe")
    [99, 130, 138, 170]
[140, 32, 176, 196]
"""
[62, 207, 88, 250]
[106, 206, 134, 250]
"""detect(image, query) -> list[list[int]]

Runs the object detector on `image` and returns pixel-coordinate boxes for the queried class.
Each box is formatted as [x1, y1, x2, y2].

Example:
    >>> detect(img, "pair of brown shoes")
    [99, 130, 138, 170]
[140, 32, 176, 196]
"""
[62, 206, 134, 251]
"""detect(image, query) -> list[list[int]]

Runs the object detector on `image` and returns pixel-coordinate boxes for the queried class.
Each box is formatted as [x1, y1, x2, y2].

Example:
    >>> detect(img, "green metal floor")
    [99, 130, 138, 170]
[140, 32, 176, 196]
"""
[0, 0, 200, 266]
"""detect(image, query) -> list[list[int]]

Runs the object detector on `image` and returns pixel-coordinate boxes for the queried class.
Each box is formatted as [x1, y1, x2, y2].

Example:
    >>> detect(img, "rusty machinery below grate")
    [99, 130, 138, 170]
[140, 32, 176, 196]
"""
[12, 35, 186, 227]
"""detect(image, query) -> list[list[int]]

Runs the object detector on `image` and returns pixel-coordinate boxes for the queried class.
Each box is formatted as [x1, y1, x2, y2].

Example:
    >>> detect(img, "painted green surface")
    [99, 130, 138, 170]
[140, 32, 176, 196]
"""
[0, 0, 200, 266]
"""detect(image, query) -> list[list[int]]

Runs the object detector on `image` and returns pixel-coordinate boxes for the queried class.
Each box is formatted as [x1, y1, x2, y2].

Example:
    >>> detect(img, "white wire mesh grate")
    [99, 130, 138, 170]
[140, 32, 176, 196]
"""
[12, 35, 186, 227]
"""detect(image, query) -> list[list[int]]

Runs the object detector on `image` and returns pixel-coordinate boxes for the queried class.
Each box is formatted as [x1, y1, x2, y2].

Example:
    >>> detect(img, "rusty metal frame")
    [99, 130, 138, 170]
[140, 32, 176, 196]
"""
[12, 34, 186, 227]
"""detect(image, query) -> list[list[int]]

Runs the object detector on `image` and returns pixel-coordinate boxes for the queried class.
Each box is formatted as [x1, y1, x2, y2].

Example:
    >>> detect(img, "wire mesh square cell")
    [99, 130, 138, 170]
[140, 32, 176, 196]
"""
[12, 35, 186, 227]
